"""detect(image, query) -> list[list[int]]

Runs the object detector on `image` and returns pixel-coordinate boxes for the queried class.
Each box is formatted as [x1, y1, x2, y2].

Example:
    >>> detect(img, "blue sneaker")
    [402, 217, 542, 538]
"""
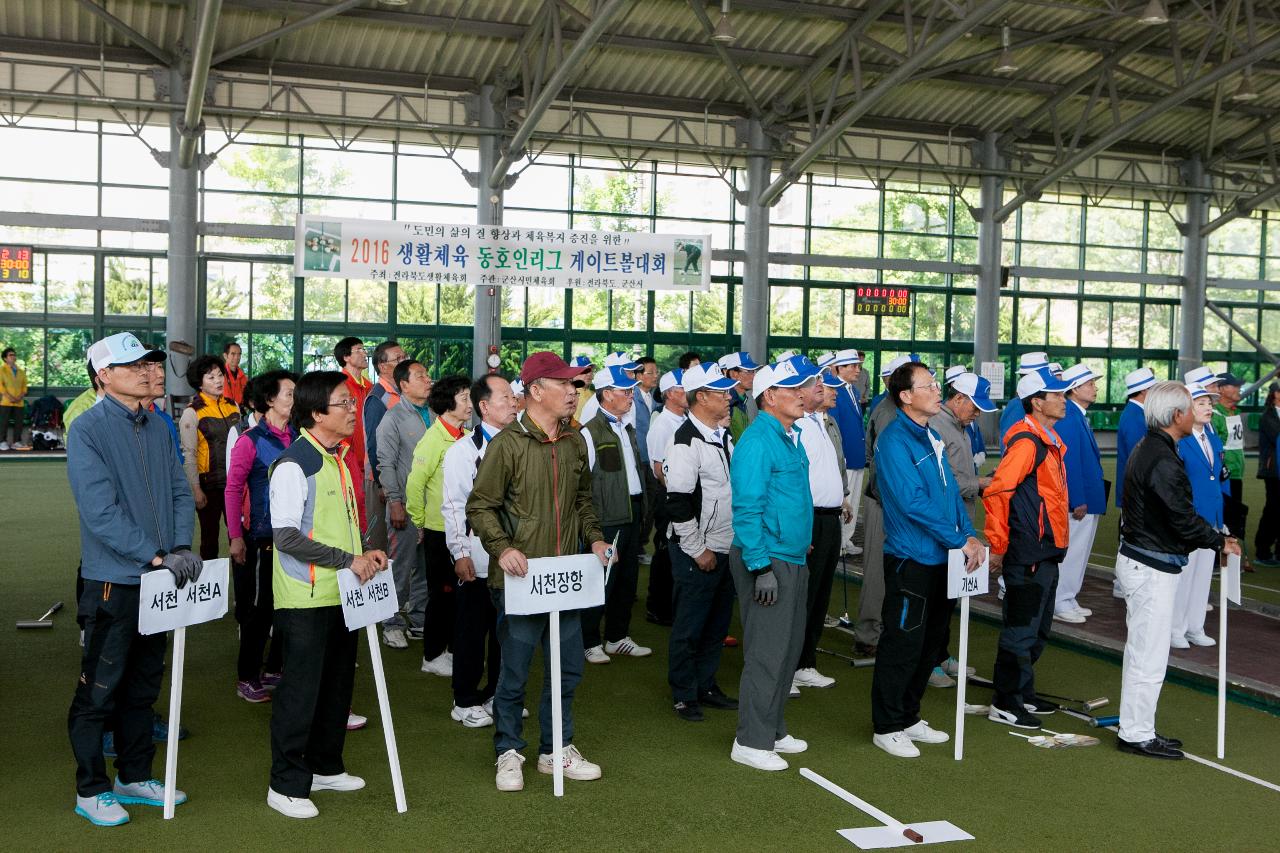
[113, 777, 187, 807]
[75, 791, 130, 826]
[102, 732, 116, 758]
[152, 715, 190, 742]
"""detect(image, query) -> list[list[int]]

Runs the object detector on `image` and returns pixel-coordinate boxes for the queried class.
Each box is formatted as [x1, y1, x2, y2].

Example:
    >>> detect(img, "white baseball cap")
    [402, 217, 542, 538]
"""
[1124, 367, 1157, 396]
[1017, 351, 1050, 374]
[593, 366, 640, 390]
[815, 352, 838, 370]
[603, 351, 639, 371]
[717, 351, 761, 372]
[944, 364, 969, 385]
[1048, 362, 1064, 377]
[510, 379, 525, 397]
[1017, 367, 1072, 399]
[659, 369, 684, 393]
[754, 359, 815, 397]
[951, 373, 998, 412]
[1184, 366, 1221, 387]
[88, 332, 165, 372]
[774, 350, 799, 363]
[881, 353, 933, 378]
[683, 363, 739, 393]
[1061, 363, 1102, 391]
[1187, 381, 1218, 400]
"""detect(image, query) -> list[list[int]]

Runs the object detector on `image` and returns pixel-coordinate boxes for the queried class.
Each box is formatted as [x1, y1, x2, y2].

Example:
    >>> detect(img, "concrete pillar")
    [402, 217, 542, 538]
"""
[973, 132, 1006, 441]
[167, 66, 198, 395]
[473, 85, 505, 378]
[1179, 155, 1209, 379]
[740, 118, 771, 366]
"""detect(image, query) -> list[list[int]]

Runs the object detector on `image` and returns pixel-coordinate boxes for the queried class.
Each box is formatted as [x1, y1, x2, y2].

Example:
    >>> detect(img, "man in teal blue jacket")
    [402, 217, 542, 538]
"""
[727, 358, 815, 773]
[870, 360, 984, 759]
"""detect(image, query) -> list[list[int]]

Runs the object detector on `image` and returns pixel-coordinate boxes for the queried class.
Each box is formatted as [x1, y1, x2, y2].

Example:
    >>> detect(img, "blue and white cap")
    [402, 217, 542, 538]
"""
[951, 373, 998, 412]
[1061, 363, 1102, 391]
[815, 352, 838, 370]
[603, 351, 639, 371]
[88, 332, 165, 372]
[717, 351, 761, 372]
[819, 370, 845, 388]
[783, 355, 822, 380]
[1184, 366, 1221, 387]
[1123, 367, 1157, 396]
[774, 350, 799, 363]
[683, 363, 739, 393]
[570, 354, 596, 370]
[944, 364, 969, 385]
[659, 369, 684, 393]
[1018, 351, 1050, 375]
[1017, 366, 1072, 399]
[1187, 381, 1218, 400]
[754, 359, 815, 396]
[881, 353, 933, 378]
[593, 366, 640, 391]
[820, 349, 861, 369]
[1048, 362, 1064, 377]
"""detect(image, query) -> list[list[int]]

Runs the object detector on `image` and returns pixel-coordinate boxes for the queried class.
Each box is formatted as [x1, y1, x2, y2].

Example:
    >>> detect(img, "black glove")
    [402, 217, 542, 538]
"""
[753, 569, 778, 606]
[161, 549, 203, 589]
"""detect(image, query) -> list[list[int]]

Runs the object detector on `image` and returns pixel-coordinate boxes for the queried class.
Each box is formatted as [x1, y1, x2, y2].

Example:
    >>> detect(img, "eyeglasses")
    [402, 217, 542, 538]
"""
[326, 397, 359, 411]
[111, 361, 164, 374]
[911, 381, 942, 392]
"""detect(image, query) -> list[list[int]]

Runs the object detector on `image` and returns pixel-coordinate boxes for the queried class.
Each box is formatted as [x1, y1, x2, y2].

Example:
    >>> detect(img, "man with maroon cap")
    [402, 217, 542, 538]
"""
[467, 351, 611, 793]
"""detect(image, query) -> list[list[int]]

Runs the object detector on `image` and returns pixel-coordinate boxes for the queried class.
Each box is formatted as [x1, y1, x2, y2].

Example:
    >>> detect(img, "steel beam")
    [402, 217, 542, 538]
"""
[1201, 182, 1280, 236]
[168, 66, 198, 396]
[211, 0, 365, 67]
[740, 118, 771, 370]
[177, 0, 223, 169]
[757, 0, 1010, 207]
[474, 85, 505, 379]
[974, 132, 1005, 424]
[75, 0, 174, 65]
[1206, 300, 1280, 369]
[995, 30, 1280, 222]
[487, 0, 630, 188]
[1179, 156, 1209, 378]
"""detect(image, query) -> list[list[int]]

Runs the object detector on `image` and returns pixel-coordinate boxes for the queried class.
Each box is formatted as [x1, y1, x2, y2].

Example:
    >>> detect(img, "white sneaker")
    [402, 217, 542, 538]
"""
[311, 772, 365, 792]
[903, 720, 950, 744]
[0, 442, 9, 451]
[75, 792, 130, 826]
[927, 668, 955, 688]
[1053, 610, 1086, 624]
[482, 697, 529, 719]
[730, 739, 788, 771]
[604, 637, 652, 657]
[1170, 634, 1191, 649]
[793, 667, 836, 688]
[382, 627, 408, 649]
[495, 749, 525, 792]
[537, 745, 601, 780]
[774, 734, 808, 754]
[789, 684, 801, 697]
[1186, 631, 1217, 647]
[421, 653, 453, 677]
[267, 787, 318, 818]
[1206, 601, 1214, 612]
[451, 704, 494, 728]
[941, 657, 975, 678]
[873, 731, 921, 758]
[12, 441, 29, 450]
[1112, 582, 1125, 600]
[113, 777, 187, 806]
[1073, 606, 1093, 617]
[346, 712, 367, 731]
[584, 645, 611, 664]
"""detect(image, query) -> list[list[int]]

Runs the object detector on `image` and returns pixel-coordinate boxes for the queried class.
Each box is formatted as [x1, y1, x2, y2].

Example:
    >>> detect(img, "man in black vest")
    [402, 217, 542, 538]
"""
[580, 365, 651, 664]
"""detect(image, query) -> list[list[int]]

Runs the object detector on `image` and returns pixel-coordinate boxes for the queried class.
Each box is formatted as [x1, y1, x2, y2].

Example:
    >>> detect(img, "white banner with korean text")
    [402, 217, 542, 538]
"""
[294, 214, 711, 291]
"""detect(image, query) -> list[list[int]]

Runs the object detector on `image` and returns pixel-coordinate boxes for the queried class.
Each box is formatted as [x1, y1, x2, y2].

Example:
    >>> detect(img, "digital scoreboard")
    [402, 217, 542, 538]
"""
[853, 285, 911, 317]
[0, 245, 34, 284]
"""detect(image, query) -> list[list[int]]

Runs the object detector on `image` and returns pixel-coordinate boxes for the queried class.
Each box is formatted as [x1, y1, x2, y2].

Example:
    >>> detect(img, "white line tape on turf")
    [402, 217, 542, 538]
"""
[1184, 752, 1280, 795]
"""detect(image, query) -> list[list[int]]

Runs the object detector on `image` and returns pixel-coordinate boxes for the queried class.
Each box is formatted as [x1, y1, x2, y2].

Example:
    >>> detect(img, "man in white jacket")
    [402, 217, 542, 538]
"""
[664, 363, 740, 722]
[440, 375, 518, 728]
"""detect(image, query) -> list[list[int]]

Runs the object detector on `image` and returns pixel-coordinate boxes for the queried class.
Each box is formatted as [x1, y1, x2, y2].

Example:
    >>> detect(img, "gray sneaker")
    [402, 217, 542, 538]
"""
[113, 777, 187, 807]
[382, 627, 408, 649]
[75, 792, 130, 826]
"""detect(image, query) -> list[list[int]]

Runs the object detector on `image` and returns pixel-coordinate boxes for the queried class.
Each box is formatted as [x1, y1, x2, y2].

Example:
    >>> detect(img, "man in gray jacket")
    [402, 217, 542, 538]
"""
[374, 358, 433, 648]
[930, 372, 997, 517]
[67, 332, 198, 827]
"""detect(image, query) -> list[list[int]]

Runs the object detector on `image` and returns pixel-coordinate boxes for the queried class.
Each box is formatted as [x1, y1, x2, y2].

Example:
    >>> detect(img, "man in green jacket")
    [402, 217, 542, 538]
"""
[467, 352, 610, 793]
[1211, 374, 1250, 570]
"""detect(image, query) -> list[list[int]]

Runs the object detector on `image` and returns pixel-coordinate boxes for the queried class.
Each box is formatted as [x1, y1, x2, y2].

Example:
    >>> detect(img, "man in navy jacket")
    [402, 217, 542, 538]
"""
[1053, 364, 1107, 623]
[820, 349, 868, 556]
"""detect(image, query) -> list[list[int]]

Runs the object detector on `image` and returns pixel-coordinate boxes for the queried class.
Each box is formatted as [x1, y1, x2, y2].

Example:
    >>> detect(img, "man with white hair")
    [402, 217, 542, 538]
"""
[1115, 382, 1239, 759]
[1053, 364, 1107, 624]
[998, 352, 1050, 450]
[822, 349, 868, 557]
[579, 352, 640, 426]
[645, 369, 688, 626]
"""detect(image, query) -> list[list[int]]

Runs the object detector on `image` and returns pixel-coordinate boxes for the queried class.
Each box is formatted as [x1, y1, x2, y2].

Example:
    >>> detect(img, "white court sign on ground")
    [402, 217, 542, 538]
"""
[294, 214, 711, 291]
[947, 547, 989, 762]
[504, 554, 606, 616]
[338, 562, 399, 630]
[138, 559, 229, 635]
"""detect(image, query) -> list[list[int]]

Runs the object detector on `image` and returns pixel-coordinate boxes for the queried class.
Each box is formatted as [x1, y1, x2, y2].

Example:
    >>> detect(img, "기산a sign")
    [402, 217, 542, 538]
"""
[294, 215, 710, 291]
[138, 559, 230, 635]
[504, 554, 606, 616]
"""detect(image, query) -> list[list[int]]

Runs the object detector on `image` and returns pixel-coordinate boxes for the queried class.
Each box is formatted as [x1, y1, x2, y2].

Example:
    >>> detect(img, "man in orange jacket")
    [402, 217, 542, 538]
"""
[982, 367, 1071, 730]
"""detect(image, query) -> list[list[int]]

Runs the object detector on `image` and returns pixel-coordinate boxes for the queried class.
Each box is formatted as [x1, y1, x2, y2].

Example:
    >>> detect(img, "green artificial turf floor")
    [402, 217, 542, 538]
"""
[4, 460, 1280, 851]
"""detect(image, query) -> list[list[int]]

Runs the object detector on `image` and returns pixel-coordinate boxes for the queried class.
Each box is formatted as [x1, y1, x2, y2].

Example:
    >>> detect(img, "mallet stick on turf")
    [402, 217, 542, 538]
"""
[16, 600, 63, 629]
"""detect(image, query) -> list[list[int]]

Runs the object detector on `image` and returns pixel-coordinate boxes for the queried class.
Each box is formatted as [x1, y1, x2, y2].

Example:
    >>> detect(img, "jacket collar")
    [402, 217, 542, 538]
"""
[1146, 427, 1177, 451]
[892, 408, 933, 442]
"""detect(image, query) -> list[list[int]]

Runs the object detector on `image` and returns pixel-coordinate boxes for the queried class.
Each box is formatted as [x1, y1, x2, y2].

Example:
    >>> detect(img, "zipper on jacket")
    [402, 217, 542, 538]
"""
[135, 419, 165, 558]
[551, 443, 562, 556]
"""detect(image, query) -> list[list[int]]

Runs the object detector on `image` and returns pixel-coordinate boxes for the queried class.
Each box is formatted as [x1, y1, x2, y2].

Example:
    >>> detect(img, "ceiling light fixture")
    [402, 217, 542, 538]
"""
[1138, 0, 1169, 25]
[994, 23, 1018, 74]
[711, 0, 737, 46]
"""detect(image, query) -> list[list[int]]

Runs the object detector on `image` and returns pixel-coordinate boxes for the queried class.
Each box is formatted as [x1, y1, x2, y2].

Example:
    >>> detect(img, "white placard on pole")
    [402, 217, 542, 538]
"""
[1223, 552, 1242, 605]
[136, 559, 229, 820]
[337, 562, 399, 630]
[365, 624, 408, 812]
[138, 559, 230, 635]
[1216, 553, 1241, 760]
[948, 547, 988, 762]
[504, 551, 610, 797]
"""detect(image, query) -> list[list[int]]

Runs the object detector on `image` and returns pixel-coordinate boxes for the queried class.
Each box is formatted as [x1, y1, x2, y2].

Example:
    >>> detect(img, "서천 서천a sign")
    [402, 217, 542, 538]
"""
[294, 215, 710, 291]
